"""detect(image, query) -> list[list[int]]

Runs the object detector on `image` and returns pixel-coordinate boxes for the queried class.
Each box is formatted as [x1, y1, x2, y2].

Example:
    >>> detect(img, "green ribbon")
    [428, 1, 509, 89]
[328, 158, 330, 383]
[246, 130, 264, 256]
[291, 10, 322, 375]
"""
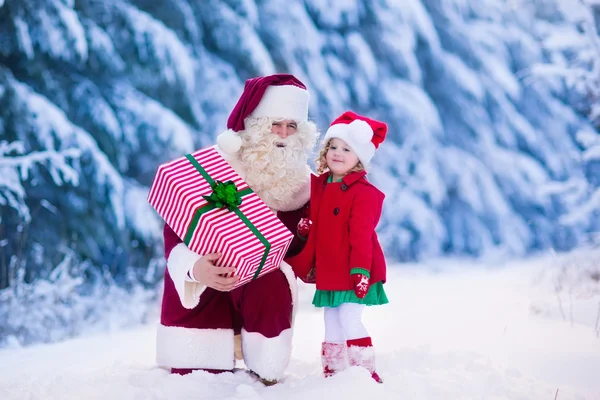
[183, 154, 270, 280]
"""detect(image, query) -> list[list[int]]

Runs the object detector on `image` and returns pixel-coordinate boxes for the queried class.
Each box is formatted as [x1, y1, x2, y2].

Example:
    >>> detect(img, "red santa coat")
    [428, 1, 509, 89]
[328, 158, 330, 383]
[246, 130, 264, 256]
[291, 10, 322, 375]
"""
[161, 206, 307, 328]
[289, 170, 386, 291]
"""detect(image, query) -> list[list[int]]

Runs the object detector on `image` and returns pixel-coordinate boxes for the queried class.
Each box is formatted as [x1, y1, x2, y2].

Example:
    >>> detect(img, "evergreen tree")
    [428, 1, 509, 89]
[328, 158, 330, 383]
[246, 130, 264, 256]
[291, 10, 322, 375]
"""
[0, 0, 599, 346]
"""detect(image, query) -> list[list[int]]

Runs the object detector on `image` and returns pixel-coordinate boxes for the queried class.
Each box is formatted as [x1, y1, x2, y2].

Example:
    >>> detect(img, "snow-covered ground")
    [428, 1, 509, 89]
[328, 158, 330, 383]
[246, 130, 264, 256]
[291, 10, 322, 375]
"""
[1, 254, 599, 400]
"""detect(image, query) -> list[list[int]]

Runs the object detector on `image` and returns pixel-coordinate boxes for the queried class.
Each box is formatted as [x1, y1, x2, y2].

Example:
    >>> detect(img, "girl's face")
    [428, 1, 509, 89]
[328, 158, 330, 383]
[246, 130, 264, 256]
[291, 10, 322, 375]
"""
[326, 138, 359, 178]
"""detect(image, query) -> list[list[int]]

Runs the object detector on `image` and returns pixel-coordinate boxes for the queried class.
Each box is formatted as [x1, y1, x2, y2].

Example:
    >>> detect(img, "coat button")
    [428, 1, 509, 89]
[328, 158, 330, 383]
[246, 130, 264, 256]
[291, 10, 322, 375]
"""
[333, 207, 340, 215]
[341, 184, 348, 191]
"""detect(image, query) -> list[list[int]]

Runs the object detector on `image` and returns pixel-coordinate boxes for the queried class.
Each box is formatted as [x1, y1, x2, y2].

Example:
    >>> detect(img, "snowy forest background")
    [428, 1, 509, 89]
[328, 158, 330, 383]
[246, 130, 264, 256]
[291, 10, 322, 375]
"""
[0, 0, 599, 347]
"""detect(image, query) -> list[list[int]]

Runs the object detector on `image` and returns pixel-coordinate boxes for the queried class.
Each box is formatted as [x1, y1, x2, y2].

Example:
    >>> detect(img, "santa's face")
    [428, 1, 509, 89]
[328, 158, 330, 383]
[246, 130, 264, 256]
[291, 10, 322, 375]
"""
[270, 120, 298, 143]
[237, 117, 317, 210]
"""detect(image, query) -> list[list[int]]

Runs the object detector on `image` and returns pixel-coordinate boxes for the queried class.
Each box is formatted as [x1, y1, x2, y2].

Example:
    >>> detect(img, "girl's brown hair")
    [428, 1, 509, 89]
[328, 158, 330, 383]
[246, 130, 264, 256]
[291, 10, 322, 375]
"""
[316, 139, 365, 175]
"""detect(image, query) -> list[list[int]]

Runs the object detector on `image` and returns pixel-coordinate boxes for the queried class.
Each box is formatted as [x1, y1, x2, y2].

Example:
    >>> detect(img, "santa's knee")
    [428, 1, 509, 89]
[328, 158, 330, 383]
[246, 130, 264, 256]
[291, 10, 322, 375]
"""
[245, 269, 292, 308]
[239, 270, 292, 337]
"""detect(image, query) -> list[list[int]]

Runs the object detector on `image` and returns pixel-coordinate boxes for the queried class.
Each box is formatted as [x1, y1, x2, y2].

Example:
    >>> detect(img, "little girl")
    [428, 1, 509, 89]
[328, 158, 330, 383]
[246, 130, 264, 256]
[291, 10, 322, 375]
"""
[290, 111, 388, 383]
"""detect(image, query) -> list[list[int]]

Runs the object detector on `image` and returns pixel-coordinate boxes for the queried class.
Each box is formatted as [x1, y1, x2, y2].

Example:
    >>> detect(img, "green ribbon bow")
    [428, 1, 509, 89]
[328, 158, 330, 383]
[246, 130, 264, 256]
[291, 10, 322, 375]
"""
[183, 154, 271, 280]
[203, 180, 243, 211]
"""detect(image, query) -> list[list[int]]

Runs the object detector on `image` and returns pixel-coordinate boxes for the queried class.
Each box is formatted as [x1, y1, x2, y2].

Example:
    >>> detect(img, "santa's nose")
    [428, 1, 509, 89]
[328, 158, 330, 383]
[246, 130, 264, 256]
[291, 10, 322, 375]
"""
[274, 127, 290, 138]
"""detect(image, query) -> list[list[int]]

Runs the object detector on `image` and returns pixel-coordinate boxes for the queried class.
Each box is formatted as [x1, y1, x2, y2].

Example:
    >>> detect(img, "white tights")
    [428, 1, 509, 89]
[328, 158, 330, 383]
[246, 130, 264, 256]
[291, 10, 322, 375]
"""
[323, 303, 369, 343]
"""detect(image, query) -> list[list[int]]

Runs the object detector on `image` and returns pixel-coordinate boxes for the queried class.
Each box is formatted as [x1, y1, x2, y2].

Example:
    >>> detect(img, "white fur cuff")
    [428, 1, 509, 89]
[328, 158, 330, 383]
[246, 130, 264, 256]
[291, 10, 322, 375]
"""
[279, 261, 298, 323]
[167, 243, 206, 309]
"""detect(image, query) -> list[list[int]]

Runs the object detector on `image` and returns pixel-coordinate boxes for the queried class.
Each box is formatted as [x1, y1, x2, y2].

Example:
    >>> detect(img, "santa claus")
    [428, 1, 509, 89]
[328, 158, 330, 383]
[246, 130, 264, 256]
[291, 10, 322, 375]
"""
[157, 74, 318, 385]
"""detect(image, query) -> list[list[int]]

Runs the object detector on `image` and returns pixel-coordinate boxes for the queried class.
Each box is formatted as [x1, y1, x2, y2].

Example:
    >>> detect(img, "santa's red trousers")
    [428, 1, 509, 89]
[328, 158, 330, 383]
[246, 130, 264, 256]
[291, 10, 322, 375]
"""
[159, 267, 292, 377]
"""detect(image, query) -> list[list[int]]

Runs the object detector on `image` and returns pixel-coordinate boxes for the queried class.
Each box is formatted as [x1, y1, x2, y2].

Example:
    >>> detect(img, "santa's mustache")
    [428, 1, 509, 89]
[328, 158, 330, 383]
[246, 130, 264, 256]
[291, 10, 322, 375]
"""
[266, 134, 302, 150]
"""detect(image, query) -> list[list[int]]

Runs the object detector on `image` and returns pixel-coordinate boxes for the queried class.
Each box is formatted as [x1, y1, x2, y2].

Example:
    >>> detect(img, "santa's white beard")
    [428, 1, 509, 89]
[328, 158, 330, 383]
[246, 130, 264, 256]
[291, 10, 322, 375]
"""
[237, 124, 311, 210]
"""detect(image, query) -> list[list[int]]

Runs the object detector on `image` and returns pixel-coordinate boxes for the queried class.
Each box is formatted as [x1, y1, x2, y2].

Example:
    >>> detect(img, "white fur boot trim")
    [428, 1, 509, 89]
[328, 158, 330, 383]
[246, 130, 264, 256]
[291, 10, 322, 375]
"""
[156, 324, 235, 370]
[347, 343, 376, 374]
[322, 342, 348, 376]
[241, 328, 293, 381]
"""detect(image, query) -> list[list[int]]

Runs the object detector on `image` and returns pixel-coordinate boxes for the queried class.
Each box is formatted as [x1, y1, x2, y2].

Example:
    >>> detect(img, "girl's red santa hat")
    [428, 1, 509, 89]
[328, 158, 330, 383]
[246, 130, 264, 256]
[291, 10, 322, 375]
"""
[217, 74, 310, 155]
[323, 111, 387, 168]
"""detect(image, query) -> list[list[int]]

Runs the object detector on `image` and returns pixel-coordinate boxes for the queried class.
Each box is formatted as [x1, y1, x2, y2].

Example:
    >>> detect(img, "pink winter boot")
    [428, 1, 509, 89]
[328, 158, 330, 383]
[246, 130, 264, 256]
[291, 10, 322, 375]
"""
[346, 337, 383, 383]
[321, 342, 348, 377]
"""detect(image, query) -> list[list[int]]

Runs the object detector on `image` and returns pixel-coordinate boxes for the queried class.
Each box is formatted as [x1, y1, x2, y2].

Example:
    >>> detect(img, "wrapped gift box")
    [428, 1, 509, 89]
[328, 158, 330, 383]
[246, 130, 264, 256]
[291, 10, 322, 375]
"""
[148, 146, 293, 287]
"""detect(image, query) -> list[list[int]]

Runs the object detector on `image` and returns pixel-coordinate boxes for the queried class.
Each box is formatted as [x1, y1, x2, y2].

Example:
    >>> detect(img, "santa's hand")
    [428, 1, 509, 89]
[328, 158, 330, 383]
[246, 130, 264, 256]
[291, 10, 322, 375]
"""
[352, 273, 370, 299]
[192, 253, 239, 292]
[297, 218, 312, 238]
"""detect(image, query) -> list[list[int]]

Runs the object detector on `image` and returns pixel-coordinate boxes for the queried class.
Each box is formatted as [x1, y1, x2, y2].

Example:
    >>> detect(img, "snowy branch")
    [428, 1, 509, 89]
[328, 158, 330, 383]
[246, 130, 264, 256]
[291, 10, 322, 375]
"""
[0, 140, 81, 220]
[559, 188, 600, 225]
[526, 0, 600, 228]
[524, 0, 600, 124]
[0, 250, 156, 348]
[577, 128, 600, 147]
[0, 142, 81, 185]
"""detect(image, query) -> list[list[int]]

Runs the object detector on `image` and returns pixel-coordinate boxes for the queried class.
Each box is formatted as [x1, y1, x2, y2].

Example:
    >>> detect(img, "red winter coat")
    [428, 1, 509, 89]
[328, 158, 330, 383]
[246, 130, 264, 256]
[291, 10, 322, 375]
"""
[288, 171, 386, 291]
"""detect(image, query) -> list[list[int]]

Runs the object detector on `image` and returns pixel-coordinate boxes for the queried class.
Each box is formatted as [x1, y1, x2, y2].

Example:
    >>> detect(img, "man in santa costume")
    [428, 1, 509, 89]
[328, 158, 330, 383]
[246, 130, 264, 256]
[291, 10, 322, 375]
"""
[157, 74, 318, 385]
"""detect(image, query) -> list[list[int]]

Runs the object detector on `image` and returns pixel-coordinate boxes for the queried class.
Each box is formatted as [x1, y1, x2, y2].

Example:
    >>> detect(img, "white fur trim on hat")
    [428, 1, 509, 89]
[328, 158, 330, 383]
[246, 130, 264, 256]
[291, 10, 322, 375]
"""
[324, 119, 376, 167]
[250, 85, 309, 122]
[217, 129, 243, 155]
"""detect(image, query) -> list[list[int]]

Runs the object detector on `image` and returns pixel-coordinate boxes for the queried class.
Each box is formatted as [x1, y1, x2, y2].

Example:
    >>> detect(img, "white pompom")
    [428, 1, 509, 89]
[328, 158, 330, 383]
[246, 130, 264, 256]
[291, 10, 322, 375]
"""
[348, 120, 373, 144]
[216, 129, 242, 154]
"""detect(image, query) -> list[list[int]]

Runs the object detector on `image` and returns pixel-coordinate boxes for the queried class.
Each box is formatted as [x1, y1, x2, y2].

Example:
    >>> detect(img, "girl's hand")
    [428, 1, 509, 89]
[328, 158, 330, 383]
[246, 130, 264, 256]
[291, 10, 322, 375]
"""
[297, 218, 312, 238]
[304, 267, 316, 284]
[352, 274, 370, 299]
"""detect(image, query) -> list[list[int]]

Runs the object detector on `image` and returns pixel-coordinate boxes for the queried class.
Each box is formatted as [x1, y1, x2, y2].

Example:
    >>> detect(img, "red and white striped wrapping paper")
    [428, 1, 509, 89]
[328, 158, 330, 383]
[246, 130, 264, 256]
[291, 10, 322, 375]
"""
[147, 146, 294, 288]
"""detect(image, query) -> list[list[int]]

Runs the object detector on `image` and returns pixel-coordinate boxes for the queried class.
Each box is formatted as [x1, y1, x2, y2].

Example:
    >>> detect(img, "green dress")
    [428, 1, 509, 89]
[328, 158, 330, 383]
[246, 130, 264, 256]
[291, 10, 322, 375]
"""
[312, 176, 389, 308]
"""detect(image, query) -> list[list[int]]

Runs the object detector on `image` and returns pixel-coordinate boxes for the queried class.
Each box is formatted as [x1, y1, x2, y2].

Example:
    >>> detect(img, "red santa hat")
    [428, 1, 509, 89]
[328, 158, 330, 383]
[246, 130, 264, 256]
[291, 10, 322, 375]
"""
[217, 74, 310, 154]
[323, 111, 387, 167]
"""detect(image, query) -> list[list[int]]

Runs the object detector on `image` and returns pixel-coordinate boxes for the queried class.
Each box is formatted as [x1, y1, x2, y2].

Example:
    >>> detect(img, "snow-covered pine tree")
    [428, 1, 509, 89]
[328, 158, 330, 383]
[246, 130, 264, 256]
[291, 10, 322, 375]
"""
[1, 0, 600, 346]
[0, 0, 203, 345]
[525, 0, 600, 237]
[0, 0, 200, 293]
[571, 1, 600, 234]
[0, 135, 80, 289]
